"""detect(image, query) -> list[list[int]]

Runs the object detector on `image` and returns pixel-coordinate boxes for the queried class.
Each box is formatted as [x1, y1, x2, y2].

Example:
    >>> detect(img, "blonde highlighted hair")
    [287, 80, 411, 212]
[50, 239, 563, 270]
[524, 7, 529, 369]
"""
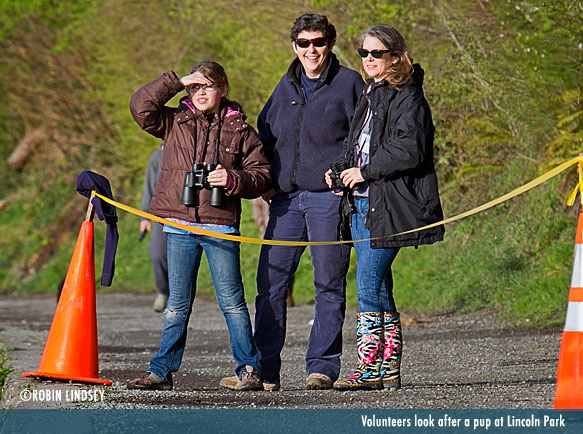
[359, 24, 413, 91]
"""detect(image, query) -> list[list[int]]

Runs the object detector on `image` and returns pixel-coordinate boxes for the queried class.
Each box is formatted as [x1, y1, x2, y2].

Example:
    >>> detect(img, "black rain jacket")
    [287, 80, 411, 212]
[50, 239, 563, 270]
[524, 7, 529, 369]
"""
[340, 64, 444, 248]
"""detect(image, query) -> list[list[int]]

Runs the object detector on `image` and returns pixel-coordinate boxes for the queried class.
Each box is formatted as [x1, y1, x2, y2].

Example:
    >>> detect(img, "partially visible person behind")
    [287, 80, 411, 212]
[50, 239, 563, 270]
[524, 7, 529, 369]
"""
[326, 24, 444, 391]
[139, 143, 169, 312]
[254, 13, 364, 391]
[128, 60, 271, 392]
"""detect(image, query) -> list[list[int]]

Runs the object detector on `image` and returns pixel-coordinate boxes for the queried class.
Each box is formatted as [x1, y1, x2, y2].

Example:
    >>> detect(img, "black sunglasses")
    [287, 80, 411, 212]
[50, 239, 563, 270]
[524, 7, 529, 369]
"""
[357, 48, 391, 59]
[295, 37, 328, 49]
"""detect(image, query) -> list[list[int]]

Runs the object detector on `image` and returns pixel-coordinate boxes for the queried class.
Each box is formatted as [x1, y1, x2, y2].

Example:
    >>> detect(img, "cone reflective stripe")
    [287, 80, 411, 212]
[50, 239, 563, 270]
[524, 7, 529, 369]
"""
[554, 213, 583, 409]
[565, 289, 583, 331]
[22, 221, 111, 385]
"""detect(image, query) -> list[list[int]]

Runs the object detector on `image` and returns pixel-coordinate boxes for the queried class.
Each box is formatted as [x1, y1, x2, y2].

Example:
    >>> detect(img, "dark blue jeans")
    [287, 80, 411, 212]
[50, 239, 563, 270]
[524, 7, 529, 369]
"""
[148, 232, 259, 381]
[352, 197, 399, 313]
[254, 191, 350, 383]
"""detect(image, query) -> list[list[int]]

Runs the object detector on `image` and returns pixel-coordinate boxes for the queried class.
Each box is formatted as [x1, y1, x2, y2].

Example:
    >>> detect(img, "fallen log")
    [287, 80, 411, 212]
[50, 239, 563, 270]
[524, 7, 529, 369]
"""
[7, 126, 46, 170]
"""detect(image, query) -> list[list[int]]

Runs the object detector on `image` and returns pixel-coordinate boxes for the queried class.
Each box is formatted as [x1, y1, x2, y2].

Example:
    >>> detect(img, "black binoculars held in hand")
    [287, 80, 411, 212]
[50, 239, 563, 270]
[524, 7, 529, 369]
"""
[181, 163, 224, 208]
[329, 161, 349, 194]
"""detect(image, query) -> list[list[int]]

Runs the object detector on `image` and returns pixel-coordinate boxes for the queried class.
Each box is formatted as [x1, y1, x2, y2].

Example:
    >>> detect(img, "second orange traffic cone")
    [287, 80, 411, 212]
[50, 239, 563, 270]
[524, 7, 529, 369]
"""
[554, 212, 583, 409]
[22, 220, 111, 385]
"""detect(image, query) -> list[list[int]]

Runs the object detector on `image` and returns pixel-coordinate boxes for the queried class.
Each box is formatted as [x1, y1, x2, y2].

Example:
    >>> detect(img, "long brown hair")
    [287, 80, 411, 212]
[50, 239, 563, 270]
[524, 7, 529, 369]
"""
[359, 24, 413, 91]
[188, 61, 244, 113]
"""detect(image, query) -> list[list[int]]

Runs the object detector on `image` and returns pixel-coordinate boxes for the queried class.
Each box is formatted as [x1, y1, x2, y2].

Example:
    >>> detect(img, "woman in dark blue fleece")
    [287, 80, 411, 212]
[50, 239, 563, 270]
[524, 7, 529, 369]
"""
[327, 24, 444, 391]
[253, 13, 364, 391]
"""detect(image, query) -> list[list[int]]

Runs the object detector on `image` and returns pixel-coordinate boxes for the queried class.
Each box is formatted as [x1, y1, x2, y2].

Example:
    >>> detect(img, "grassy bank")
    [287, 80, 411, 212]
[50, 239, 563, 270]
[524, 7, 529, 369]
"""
[0, 0, 581, 326]
[0, 347, 13, 402]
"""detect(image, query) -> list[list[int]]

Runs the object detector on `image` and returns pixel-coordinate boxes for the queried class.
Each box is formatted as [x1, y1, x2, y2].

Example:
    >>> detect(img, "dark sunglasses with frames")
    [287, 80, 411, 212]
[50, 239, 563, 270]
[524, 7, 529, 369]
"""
[357, 48, 391, 59]
[295, 37, 328, 49]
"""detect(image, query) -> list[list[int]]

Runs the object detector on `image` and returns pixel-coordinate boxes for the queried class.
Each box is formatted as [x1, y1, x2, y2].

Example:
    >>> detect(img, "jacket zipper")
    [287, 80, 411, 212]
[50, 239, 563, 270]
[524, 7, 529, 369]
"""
[192, 120, 201, 222]
[192, 117, 212, 222]
[364, 89, 375, 228]
[290, 83, 306, 189]
[290, 78, 326, 188]
[202, 119, 213, 163]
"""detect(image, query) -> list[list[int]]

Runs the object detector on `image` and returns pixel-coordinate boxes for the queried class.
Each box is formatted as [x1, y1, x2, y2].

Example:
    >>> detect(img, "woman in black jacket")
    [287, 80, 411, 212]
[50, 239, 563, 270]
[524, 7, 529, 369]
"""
[326, 24, 444, 391]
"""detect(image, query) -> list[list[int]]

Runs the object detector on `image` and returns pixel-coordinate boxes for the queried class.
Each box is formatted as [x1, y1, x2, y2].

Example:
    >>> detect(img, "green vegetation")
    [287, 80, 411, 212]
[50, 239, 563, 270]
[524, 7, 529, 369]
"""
[0, 1, 581, 326]
[0, 347, 14, 401]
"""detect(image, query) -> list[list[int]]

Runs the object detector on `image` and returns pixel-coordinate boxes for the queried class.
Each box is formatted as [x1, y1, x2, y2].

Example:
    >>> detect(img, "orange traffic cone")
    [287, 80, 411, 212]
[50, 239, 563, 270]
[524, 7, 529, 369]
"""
[22, 219, 111, 385]
[554, 212, 583, 408]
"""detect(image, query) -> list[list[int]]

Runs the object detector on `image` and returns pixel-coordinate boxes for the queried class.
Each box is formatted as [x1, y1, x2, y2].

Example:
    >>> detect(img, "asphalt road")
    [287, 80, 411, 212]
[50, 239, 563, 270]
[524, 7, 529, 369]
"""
[1, 292, 561, 410]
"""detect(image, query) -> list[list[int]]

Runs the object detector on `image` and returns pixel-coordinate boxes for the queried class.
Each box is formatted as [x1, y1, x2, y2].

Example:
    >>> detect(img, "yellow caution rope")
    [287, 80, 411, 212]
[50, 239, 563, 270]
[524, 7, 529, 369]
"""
[93, 155, 582, 246]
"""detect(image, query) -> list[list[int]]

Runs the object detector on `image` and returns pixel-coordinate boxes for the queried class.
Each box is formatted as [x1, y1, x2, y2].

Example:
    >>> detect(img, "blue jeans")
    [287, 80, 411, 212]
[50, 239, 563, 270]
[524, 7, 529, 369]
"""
[352, 197, 399, 313]
[254, 191, 350, 383]
[148, 232, 259, 381]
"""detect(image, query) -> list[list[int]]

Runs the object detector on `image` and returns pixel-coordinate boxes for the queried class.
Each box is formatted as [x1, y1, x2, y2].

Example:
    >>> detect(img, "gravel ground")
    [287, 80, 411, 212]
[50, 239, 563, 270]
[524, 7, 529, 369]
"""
[1, 292, 561, 409]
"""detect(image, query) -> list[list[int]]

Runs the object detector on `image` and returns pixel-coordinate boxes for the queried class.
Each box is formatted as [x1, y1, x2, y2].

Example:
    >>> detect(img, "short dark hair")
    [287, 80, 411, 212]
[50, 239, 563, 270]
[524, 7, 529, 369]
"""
[290, 14, 336, 48]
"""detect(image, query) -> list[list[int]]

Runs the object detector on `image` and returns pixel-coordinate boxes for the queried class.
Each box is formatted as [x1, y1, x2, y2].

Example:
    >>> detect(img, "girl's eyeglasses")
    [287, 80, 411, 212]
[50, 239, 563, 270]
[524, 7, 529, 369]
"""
[295, 37, 328, 48]
[191, 84, 217, 92]
[357, 48, 391, 59]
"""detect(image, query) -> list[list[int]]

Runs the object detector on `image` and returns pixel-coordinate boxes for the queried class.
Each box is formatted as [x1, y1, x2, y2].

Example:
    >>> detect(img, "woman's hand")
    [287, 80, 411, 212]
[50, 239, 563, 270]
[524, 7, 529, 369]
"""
[324, 169, 333, 189]
[325, 169, 343, 196]
[340, 168, 364, 189]
[208, 165, 229, 187]
[180, 71, 213, 89]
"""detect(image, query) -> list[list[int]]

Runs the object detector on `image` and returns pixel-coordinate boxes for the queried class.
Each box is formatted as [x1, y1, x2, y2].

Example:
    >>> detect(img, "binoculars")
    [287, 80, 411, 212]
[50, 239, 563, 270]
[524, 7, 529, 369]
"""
[329, 161, 349, 194]
[181, 163, 224, 208]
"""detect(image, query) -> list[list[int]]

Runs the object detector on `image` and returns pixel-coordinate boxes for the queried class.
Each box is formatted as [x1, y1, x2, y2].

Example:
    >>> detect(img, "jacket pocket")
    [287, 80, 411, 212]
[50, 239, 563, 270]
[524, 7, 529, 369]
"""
[152, 169, 184, 215]
[396, 177, 428, 208]
[219, 136, 242, 169]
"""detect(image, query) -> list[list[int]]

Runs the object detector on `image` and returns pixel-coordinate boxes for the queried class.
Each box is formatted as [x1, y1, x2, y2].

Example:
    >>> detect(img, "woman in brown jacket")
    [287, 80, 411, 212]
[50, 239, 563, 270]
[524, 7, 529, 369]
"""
[128, 61, 271, 391]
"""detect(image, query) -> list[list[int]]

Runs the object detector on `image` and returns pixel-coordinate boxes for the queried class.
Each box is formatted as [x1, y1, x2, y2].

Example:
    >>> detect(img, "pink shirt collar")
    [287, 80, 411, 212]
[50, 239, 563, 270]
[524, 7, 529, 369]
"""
[181, 99, 242, 118]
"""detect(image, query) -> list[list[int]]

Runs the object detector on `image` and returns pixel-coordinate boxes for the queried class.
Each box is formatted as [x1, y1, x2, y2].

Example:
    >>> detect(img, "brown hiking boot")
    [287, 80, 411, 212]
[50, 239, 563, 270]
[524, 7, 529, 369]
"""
[219, 366, 263, 391]
[305, 373, 333, 390]
[263, 381, 281, 391]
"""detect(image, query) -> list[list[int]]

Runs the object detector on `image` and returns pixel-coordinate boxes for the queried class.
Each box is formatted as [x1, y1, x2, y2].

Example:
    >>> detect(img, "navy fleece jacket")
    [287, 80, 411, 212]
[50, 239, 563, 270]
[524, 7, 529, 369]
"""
[258, 53, 364, 193]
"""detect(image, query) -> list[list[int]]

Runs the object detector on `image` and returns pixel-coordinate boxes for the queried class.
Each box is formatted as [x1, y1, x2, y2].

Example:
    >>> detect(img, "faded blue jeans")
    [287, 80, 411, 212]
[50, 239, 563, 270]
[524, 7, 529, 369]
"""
[148, 232, 259, 382]
[352, 197, 400, 313]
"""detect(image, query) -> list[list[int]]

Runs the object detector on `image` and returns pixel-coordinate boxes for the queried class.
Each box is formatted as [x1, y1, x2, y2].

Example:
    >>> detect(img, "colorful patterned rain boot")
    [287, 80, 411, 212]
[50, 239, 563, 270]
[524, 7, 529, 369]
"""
[333, 312, 384, 391]
[380, 312, 402, 390]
